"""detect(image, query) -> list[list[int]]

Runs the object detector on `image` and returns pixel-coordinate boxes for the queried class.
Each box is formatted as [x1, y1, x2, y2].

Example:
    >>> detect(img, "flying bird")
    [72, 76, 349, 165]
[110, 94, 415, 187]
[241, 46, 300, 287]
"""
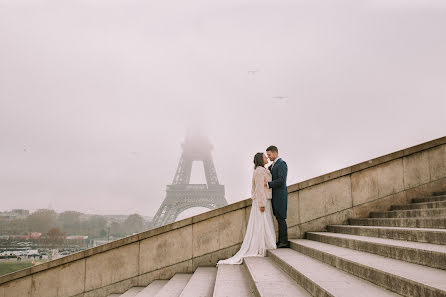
[272, 96, 288, 100]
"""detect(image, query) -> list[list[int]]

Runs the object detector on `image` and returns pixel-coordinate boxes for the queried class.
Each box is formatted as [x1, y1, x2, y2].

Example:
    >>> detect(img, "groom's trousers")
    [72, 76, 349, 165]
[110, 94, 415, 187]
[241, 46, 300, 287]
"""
[274, 211, 288, 244]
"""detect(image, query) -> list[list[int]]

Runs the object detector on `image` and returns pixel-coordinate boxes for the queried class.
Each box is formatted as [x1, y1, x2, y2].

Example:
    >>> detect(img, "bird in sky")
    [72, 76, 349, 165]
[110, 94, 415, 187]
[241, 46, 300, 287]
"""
[272, 96, 288, 100]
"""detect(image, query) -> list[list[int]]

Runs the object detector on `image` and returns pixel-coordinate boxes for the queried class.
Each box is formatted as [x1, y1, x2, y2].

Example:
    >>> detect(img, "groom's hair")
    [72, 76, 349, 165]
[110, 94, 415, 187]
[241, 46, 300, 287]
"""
[266, 145, 278, 153]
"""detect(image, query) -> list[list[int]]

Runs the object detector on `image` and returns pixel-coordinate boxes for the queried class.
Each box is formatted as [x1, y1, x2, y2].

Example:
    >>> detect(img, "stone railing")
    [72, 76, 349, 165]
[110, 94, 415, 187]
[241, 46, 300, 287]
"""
[1, 136, 445, 297]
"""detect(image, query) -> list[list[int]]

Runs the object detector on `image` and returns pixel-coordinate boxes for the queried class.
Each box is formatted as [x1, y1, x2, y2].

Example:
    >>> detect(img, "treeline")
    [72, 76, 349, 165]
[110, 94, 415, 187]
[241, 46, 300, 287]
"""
[0, 209, 151, 239]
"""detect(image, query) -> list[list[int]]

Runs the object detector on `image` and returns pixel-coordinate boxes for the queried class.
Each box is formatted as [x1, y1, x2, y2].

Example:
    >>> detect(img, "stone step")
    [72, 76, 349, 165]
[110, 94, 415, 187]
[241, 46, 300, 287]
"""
[327, 225, 446, 245]
[120, 287, 145, 297]
[179, 267, 216, 297]
[243, 257, 312, 297]
[349, 217, 446, 228]
[391, 200, 446, 210]
[412, 195, 446, 203]
[306, 232, 446, 270]
[290, 239, 446, 297]
[136, 280, 168, 297]
[154, 274, 192, 297]
[213, 264, 255, 297]
[370, 208, 446, 218]
[268, 248, 401, 297]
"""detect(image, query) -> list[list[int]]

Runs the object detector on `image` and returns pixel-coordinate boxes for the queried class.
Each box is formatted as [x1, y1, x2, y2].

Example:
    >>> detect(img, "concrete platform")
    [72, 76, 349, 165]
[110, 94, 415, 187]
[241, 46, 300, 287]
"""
[268, 248, 401, 297]
[136, 280, 168, 297]
[306, 231, 446, 269]
[243, 257, 312, 297]
[290, 239, 446, 296]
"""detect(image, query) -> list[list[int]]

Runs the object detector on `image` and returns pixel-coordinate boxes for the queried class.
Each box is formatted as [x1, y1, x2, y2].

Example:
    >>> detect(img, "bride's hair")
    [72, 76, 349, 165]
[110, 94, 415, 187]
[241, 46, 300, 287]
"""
[253, 152, 264, 169]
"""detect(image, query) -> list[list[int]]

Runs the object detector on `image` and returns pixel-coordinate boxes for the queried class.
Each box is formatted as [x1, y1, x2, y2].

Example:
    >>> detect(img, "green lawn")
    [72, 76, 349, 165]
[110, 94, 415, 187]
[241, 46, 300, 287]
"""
[0, 262, 33, 276]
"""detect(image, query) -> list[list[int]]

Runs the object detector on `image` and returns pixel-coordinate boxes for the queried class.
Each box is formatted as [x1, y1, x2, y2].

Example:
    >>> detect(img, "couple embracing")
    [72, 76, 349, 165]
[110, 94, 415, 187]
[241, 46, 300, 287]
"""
[218, 145, 289, 265]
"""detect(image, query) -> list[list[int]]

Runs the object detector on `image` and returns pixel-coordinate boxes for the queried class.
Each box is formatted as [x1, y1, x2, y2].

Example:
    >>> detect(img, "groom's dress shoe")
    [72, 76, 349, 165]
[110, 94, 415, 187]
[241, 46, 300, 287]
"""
[277, 241, 290, 248]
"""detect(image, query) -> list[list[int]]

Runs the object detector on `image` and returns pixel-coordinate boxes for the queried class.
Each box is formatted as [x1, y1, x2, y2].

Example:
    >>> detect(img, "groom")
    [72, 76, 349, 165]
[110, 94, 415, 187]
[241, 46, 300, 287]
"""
[266, 145, 290, 248]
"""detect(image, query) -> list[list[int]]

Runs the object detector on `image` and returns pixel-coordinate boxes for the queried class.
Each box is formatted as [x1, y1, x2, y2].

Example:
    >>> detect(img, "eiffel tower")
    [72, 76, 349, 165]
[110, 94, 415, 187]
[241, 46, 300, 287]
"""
[151, 135, 228, 228]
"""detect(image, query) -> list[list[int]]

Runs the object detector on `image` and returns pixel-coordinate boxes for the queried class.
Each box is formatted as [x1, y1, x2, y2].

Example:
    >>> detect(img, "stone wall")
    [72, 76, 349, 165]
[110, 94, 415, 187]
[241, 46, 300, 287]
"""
[1, 136, 445, 297]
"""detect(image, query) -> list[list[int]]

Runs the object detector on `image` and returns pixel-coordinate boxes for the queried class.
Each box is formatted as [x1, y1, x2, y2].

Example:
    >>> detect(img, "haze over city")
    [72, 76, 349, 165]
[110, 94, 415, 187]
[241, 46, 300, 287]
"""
[1, 0, 445, 218]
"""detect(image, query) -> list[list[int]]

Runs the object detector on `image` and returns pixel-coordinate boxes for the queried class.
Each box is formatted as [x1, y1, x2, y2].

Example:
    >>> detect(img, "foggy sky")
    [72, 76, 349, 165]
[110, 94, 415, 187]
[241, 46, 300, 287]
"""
[1, 0, 445, 217]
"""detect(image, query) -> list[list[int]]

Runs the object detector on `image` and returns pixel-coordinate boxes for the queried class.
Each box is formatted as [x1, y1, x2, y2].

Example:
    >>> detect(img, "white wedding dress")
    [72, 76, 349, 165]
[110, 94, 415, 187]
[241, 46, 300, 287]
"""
[217, 166, 276, 265]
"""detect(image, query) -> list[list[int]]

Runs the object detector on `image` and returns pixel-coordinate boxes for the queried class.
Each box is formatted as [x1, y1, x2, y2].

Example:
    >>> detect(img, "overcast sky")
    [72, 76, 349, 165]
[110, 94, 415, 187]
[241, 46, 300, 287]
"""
[1, 0, 445, 218]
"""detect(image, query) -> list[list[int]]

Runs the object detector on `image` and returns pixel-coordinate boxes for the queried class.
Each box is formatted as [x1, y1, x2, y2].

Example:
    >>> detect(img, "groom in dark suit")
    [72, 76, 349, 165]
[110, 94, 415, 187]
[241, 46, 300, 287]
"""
[266, 145, 290, 248]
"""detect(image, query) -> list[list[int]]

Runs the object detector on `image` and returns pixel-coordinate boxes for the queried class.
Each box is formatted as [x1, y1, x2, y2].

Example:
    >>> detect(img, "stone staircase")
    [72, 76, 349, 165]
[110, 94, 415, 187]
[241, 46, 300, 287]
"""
[107, 191, 446, 297]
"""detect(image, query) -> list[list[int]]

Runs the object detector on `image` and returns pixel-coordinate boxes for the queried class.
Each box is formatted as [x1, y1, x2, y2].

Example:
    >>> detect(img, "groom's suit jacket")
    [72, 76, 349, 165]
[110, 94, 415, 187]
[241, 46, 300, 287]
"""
[268, 158, 288, 219]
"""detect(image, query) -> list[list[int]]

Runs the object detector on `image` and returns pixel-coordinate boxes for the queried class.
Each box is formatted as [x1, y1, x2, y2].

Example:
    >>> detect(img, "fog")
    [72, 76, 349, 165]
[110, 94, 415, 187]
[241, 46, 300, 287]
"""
[1, 0, 445, 217]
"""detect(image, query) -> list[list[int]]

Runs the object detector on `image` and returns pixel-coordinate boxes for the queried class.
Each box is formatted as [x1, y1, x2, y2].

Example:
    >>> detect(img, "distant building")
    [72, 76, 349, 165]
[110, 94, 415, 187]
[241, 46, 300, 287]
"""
[0, 209, 29, 220]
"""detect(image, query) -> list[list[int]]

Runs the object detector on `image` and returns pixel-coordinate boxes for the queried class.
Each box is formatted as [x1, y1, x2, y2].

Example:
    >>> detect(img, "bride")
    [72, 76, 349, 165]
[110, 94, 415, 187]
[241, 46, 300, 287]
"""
[217, 152, 276, 265]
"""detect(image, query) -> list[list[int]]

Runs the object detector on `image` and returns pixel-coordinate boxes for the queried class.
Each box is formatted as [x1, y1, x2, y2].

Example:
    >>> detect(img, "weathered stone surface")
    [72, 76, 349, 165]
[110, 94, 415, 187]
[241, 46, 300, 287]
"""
[327, 224, 446, 245]
[179, 267, 216, 297]
[31, 266, 58, 297]
[137, 280, 168, 297]
[377, 159, 404, 198]
[213, 264, 254, 297]
[349, 217, 446, 228]
[287, 191, 299, 227]
[299, 208, 353, 235]
[158, 261, 193, 280]
[352, 159, 404, 207]
[290, 239, 446, 297]
[85, 242, 139, 291]
[85, 276, 138, 297]
[429, 144, 446, 181]
[412, 195, 446, 203]
[192, 244, 240, 270]
[137, 270, 161, 287]
[287, 225, 301, 239]
[244, 257, 311, 297]
[268, 248, 401, 297]
[219, 209, 246, 249]
[3, 275, 31, 297]
[405, 177, 446, 202]
[322, 176, 352, 216]
[306, 232, 446, 270]
[154, 274, 191, 297]
[370, 207, 446, 218]
[299, 176, 352, 223]
[392, 200, 446, 210]
[140, 226, 192, 274]
[298, 183, 326, 223]
[58, 259, 86, 297]
[351, 167, 378, 206]
[192, 216, 219, 257]
[353, 191, 408, 218]
[403, 151, 431, 189]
